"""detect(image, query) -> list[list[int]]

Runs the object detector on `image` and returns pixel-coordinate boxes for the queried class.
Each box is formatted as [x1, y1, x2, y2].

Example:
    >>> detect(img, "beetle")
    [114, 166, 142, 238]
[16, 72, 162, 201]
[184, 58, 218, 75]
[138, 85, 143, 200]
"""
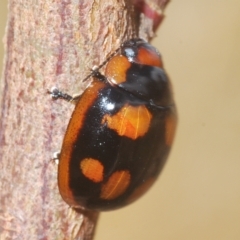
[49, 38, 177, 211]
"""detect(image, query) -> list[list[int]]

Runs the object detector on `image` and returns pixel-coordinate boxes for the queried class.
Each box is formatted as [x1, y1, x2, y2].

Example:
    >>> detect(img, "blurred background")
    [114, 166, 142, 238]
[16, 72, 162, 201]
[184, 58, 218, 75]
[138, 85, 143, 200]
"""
[1, 0, 239, 239]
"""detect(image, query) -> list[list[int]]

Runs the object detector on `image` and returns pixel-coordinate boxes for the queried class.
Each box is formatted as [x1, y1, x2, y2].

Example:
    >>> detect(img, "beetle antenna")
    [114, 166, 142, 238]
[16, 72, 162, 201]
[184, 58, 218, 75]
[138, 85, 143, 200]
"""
[82, 45, 121, 82]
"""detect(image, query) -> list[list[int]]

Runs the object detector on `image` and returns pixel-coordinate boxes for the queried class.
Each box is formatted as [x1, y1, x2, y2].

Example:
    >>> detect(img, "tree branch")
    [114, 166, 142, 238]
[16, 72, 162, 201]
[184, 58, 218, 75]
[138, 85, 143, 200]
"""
[0, 0, 169, 239]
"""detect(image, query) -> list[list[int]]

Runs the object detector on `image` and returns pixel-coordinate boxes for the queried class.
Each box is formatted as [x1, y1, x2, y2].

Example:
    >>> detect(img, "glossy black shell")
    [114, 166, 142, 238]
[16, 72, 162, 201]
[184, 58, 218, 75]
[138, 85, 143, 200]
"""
[58, 39, 177, 211]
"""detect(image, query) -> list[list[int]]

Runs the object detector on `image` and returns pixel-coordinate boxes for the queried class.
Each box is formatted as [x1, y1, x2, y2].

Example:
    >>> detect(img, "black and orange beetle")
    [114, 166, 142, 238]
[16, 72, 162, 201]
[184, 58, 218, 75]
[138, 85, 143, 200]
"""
[50, 38, 177, 211]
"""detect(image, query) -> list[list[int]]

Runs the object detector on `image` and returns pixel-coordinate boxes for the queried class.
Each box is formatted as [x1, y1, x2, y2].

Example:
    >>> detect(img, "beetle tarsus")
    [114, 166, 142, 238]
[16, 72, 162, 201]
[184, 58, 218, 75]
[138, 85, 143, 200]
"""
[47, 87, 73, 102]
[51, 151, 60, 165]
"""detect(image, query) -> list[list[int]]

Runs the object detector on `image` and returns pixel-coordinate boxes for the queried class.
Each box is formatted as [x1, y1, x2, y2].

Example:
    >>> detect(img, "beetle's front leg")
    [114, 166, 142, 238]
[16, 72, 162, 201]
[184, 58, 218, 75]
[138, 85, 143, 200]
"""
[47, 87, 81, 105]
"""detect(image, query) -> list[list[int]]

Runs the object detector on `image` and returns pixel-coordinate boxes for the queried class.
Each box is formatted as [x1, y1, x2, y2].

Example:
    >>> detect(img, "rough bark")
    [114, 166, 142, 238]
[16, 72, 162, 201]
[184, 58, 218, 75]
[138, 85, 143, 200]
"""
[0, 0, 169, 239]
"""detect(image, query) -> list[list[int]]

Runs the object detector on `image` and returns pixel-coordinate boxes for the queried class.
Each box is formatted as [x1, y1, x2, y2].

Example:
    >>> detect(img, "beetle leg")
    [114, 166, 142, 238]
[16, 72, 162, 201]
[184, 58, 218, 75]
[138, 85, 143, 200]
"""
[47, 87, 73, 101]
[91, 66, 107, 82]
[47, 87, 80, 104]
[51, 151, 60, 165]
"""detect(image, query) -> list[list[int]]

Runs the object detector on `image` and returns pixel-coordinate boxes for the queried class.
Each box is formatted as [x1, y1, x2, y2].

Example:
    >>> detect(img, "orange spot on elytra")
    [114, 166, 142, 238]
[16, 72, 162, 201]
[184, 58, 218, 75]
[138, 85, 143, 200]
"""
[80, 158, 104, 183]
[165, 113, 177, 146]
[101, 170, 131, 200]
[137, 47, 163, 67]
[102, 105, 152, 139]
[105, 55, 131, 85]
